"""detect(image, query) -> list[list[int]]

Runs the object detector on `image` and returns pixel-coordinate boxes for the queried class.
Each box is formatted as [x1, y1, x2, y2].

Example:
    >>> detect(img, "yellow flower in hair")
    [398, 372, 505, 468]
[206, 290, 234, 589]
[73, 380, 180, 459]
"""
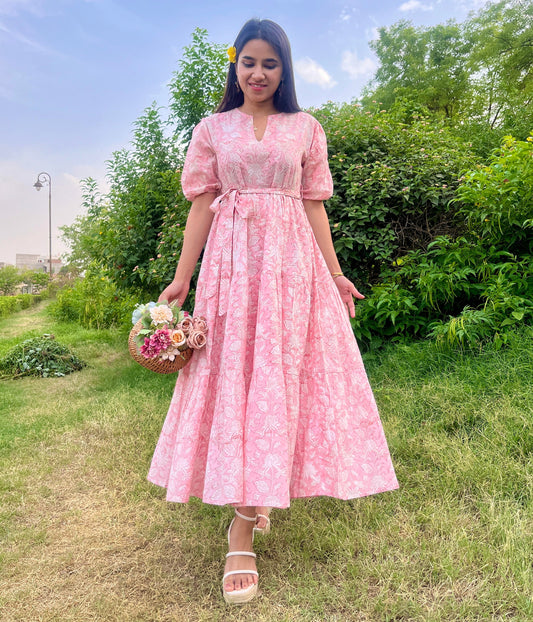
[227, 46, 237, 64]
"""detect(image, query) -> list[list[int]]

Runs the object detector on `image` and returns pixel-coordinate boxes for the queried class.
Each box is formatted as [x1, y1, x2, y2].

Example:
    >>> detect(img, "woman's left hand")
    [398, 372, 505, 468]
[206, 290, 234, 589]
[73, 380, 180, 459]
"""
[333, 275, 365, 318]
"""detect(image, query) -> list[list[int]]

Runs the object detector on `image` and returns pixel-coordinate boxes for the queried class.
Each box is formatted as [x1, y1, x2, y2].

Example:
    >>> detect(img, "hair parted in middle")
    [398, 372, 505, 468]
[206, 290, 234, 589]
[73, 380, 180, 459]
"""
[216, 18, 301, 114]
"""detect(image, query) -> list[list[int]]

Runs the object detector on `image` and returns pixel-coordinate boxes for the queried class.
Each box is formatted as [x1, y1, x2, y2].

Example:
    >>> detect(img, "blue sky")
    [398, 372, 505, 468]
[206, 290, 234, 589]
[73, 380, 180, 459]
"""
[0, 0, 489, 265]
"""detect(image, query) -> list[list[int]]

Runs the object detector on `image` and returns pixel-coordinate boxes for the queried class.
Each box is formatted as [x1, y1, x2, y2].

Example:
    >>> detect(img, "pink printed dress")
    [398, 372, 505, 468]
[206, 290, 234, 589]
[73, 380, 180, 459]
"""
[147, 108, 399, 508]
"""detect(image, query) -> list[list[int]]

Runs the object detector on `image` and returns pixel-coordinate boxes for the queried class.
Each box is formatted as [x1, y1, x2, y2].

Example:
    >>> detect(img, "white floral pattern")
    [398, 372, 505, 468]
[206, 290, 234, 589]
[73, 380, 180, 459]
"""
[147, 109, 399, 508]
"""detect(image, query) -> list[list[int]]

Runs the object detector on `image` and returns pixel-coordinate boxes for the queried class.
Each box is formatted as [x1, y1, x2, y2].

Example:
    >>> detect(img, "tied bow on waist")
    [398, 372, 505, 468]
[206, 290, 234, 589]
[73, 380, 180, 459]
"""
[208, 187, 301, 316]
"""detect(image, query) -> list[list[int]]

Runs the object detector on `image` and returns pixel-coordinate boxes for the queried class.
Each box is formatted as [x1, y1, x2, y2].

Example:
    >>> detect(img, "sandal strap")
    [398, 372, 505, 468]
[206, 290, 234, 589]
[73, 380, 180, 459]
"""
[235, 509, 257, 522]
[223, 569, 259, 580]
[226, 550, 256, 559]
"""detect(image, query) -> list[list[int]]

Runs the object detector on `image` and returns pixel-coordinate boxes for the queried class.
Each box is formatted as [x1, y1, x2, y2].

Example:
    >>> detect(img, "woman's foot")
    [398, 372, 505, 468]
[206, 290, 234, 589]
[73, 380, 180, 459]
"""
[223, 508, 258, 597]
[254, 506, 271, 533]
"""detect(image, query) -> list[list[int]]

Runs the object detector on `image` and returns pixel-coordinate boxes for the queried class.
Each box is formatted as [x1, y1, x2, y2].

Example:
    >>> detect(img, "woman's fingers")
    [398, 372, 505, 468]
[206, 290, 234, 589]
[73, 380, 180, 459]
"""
[158, 281, 189, 305]
[333, 276, 364, 318]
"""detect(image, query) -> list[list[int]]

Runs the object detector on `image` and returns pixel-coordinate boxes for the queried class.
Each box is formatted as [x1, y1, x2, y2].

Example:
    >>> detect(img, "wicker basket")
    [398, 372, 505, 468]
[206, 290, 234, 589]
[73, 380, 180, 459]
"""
[128, 320, 193, 374]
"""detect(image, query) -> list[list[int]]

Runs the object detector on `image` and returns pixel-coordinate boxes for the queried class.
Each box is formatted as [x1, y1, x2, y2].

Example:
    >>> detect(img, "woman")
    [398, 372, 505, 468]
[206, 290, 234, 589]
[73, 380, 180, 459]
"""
[148, 18, 398, 604]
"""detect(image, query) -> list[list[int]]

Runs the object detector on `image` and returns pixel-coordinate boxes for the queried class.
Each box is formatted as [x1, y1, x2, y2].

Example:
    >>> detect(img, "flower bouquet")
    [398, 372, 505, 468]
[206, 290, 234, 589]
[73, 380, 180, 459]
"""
[128, 301, 208, 374]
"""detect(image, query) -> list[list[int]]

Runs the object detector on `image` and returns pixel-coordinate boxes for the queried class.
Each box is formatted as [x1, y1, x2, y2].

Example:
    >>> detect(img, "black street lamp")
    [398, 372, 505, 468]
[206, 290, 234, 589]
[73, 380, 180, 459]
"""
[33, 172, 52, 277]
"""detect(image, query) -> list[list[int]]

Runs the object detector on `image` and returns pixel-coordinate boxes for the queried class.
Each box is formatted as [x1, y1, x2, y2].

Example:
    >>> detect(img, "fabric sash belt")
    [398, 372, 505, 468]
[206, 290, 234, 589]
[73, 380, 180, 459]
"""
[208, 187, 301, 316]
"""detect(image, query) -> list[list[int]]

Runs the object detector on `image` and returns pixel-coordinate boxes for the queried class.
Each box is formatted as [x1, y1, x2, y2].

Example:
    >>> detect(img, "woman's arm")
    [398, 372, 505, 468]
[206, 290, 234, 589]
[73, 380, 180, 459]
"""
[158, 192, 217, 304]
[303, 199, 364, 318]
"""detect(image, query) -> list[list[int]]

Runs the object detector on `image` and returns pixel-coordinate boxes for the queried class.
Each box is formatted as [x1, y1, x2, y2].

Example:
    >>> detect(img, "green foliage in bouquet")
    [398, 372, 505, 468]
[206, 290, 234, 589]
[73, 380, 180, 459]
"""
[0, 335, 86, 379]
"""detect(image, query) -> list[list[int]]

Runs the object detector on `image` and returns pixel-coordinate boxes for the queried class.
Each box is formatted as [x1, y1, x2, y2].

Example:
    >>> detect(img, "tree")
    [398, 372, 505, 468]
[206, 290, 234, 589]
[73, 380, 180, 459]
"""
[363, 20, 470, 119]
[0, 265, 21, 295]
[20, 270, 49, 292]
[168, 27, 228, 143]
[466, 0, 533, 132]
[363, 0, 533, 141]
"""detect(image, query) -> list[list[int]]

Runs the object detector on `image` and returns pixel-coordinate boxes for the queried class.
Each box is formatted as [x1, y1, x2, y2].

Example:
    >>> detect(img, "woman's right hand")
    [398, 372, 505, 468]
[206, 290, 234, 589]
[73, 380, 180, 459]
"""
[158, 279, 190, 307]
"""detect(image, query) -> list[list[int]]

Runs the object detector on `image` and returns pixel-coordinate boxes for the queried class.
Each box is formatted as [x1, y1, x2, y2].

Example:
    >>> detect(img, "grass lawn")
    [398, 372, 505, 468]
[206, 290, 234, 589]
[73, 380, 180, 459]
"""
[0, 302, 532, 621]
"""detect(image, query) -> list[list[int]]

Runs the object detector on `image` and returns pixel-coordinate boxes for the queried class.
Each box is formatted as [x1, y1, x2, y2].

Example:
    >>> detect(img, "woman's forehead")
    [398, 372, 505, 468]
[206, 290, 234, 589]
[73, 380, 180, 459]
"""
[240, 39, 280, 61]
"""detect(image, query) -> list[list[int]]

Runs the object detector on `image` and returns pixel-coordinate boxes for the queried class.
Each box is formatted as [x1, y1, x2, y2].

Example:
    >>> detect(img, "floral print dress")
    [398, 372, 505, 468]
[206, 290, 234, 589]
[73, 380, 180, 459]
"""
[147, 108, 399, 508]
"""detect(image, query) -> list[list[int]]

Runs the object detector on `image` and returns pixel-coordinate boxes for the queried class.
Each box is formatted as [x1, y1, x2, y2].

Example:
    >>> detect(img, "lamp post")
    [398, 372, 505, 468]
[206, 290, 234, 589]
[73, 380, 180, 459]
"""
[33, 172, 52, 278]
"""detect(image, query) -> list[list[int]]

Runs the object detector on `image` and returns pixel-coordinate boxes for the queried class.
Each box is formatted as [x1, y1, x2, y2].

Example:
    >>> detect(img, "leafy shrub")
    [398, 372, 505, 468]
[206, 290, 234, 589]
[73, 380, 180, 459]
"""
[455, 134, 533, 256]
[0, 296, 18, 319]
[49, 275, 137, 330]
[0, 335, 86, 378]
[353, 236, 533, 349]
[312, 100, 478, 284]
[0, 294, 43, 319]
[132, 186, 193, 295]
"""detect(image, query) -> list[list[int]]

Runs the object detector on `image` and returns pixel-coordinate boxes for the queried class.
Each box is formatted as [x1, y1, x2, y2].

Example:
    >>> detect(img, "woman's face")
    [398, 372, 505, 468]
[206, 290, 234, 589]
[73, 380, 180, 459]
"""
[236, 39, 283, 108]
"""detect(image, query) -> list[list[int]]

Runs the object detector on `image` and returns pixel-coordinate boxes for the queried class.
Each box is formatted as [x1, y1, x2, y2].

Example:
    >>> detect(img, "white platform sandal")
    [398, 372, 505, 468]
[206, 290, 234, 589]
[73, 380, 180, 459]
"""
[223, 509, 259, 605]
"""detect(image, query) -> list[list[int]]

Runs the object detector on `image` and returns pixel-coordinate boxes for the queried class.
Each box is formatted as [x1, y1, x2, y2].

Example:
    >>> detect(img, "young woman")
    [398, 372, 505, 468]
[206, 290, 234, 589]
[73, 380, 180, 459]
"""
[148, 18, 398, 605]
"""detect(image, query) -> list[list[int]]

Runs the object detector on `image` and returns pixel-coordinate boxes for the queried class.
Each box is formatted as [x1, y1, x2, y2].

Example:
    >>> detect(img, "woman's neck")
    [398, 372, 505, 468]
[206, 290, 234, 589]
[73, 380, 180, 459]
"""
[239, 101, 279, 117]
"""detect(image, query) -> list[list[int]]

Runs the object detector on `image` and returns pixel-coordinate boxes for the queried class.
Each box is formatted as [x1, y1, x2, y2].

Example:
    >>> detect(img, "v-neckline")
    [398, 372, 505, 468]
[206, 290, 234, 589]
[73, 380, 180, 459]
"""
[235, 108, 281, 143]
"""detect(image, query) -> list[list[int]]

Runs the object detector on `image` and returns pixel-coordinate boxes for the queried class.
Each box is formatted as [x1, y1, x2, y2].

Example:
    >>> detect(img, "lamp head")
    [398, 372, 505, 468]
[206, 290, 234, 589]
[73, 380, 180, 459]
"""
[33, 180, 43, 191]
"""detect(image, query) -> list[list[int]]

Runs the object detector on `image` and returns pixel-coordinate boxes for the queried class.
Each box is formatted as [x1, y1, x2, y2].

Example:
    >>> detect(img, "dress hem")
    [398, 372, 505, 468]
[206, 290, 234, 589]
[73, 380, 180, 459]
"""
[147, 476, 399, 509]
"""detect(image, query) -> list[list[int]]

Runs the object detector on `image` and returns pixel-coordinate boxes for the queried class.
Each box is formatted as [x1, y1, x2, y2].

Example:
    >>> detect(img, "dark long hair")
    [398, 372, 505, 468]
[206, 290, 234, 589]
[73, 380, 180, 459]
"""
[216, 19, 300, 114]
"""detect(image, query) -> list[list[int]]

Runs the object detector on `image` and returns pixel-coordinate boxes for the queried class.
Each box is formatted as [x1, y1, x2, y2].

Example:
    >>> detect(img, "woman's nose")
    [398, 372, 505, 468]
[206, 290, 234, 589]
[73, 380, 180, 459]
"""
[252, 66, 265, 80]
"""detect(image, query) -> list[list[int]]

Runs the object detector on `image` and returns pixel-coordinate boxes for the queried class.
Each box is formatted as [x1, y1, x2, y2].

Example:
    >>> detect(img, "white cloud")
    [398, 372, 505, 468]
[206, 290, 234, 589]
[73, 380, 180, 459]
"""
[294, 57, 337, 89]
[341, 51, 377, 80]
[339, 5, 359, 22]
[339, 8, 351, 21]
[399, 0, 433, 11]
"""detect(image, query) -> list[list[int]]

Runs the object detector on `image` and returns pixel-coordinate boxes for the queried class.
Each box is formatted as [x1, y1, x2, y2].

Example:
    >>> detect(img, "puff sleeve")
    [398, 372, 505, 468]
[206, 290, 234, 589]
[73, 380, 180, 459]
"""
[301, 118, 334, 201]
[180, 118, 221, 201]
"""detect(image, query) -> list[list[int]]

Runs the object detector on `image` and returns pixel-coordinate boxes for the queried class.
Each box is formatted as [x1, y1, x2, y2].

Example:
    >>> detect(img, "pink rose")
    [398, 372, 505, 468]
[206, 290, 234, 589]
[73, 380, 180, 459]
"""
[180, 317, 194, 335]
[193, 316, 208, 333]
[187, 330, 207, 350]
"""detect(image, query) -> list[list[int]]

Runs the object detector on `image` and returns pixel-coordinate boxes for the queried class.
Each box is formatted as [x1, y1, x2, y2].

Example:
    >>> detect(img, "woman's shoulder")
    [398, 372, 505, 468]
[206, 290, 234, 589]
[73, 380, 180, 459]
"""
[191, 110, 238, 136]
[198, 109, 236, 126]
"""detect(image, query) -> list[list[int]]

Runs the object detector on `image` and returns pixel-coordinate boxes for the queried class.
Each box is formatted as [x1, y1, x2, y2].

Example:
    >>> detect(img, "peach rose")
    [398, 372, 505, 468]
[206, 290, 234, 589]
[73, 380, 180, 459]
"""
[170, 329, 187, 348]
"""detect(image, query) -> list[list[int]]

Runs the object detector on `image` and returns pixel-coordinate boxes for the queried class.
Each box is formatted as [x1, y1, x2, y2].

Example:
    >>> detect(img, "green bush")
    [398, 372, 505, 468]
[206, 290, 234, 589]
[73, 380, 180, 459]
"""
[18, 294, 33, 310]
[49, 275, 138, 330]
[455, 134, 533, 256]
[353, 236, 533, 349]
[0, 335, 86, 378]
[312, 100, 478, 284]
[0, 297, 18, 319]
[0, 294, 42, 319]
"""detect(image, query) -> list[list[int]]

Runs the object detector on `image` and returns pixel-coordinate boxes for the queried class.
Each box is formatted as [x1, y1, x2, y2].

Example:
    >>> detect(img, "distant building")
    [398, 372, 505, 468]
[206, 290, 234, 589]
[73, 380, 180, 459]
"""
[16, 253, 63, 275]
